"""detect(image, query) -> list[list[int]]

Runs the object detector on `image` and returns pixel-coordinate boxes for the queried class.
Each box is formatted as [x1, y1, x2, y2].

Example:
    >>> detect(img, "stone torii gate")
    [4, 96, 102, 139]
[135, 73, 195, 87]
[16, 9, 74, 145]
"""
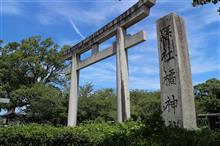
[63, 0, 197, 130]
[63, 0, 156, 126]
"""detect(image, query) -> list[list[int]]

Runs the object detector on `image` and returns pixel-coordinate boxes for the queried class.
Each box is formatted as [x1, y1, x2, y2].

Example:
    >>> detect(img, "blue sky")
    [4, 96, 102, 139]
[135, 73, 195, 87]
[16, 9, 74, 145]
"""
[1, 0, 220, 91]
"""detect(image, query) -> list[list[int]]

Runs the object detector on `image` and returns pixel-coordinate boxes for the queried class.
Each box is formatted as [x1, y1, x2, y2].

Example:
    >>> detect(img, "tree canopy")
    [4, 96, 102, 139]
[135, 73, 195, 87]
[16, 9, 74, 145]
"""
[192, 0, 220, 13]
[192, 0, 220, 6]
[0, 36, 68, 125]
[194, 78, 220, 113]
[1, 36, 219, 127]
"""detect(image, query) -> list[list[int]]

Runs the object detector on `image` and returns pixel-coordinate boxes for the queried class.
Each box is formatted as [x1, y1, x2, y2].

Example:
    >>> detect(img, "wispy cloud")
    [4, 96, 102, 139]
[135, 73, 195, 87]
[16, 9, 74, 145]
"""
[80, 58, 116, 89]
[1, 1, 24, 16]
[191, 59, 220, 74]
[36, 1, 135, 27]
[61, 1, 219, 89]
[58, 39, 78, 47]
[69, 17, 85, 39]
[129, 76, 160, 90]
[36, 13, 55, 25]
[3, 0, 219, 90]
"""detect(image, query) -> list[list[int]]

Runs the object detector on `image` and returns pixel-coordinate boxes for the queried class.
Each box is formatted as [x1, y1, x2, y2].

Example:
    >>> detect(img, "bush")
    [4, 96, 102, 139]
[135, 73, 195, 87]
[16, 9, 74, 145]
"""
[0, 121, 219, 146]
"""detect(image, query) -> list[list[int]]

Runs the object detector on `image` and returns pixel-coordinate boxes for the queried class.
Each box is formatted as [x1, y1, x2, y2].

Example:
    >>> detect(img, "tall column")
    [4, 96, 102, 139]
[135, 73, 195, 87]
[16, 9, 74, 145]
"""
[67, 53, 79, 126]
[116, 27, 130, 122]
[157, 13, 197, 129]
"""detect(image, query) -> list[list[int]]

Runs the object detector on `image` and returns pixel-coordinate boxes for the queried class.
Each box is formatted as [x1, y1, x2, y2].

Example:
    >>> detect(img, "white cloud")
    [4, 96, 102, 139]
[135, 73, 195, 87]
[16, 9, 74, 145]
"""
[69, 17, 85, 39]
[83, 1, 218, 89]
[36, 1, 135, 27]
[191, 56, 220, 74]
[129, 76, 160, 90]
[128, 54, 145, 61]
[58, 38, 79, 47]
[80, 59, 116, 84]
[3, 0, 219, 90]
[36, 13, 55, 25]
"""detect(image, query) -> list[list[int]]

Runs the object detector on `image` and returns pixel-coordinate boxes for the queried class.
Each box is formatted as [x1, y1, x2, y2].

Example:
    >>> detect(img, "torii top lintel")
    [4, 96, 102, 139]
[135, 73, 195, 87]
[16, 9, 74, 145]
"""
[63, 0, 156, 59]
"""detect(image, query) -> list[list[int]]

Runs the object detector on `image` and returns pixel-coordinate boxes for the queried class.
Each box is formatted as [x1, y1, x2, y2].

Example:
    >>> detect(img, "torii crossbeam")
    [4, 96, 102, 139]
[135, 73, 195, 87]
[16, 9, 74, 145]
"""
[63, 0, 156, 126]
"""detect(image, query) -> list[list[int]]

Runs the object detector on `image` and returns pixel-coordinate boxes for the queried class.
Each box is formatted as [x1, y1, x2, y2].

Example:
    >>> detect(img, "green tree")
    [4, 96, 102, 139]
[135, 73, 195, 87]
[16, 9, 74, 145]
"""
[194, 78, 220, 113]
[77, 85, 116, 123]
[13, 83, 67, 125]
[79, 82, 94, 97]
[130, 90, 161, 121]
[192, 0, 220, 6]
[192, 0, 220, 13]
[0, 36, 68, 125]
[76, 83, 161, 123]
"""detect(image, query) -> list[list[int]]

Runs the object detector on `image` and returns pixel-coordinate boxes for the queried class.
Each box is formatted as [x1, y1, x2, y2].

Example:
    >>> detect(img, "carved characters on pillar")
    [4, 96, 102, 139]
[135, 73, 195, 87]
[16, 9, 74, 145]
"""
[163, 94, 178, 114]
[159, 24, 181, 127]
[160, 25, 175, 63]
[168, 120, 181, 127]
[159, 24, 177, 87]
[160, 25, 177, 87]
[163, 67, 176, 86]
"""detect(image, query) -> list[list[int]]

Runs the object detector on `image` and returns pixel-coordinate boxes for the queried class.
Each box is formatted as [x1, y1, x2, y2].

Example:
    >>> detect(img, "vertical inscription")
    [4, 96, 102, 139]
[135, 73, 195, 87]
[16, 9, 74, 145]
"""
[163, 66, 176, 86]
[163, 95, 178, 114]
[158, 23, 181, 127]
[160, 25, 175, 63]
[157, 13, 197, 129]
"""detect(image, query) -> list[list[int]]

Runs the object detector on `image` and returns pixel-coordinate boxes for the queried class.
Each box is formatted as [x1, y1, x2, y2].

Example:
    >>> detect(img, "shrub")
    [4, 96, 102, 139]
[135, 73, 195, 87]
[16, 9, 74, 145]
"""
[0, 121, 219, 146]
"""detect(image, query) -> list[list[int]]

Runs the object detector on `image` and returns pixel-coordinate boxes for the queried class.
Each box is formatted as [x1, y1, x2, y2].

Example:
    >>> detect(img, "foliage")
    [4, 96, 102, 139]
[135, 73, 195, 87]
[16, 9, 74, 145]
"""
[21, 83, 68, 125]
[0, 36, 220, 145]
[78, 86, 116, 123]
[0, 36, 68, 124]
[79, 82, 94, 97]
[77, 84, 160, 123]
[130, 90, 160, 121]
[68, 78, 219, 125]
[192, 0, 220, 6]
[194, 78, 220, 113]
[1, 35, 219, 129]
[0, 121, 219, 146]
[192, 0, 220, 13]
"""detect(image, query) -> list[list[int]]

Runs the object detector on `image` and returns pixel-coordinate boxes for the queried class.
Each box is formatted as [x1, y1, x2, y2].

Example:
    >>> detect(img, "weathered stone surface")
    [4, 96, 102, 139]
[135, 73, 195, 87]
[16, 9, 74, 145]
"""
[77, 31, 146, 70]
[116, 27, 130, 122]
[64, 31, 146, 75]
[67, 53, 80, 126]
[66, 0, 156, 127]
[157, 13, 197, 130]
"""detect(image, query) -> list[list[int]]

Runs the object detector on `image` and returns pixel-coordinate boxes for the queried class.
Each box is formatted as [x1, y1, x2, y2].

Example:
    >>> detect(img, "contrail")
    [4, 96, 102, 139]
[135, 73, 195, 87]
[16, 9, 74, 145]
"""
[69, 17, 85, 39]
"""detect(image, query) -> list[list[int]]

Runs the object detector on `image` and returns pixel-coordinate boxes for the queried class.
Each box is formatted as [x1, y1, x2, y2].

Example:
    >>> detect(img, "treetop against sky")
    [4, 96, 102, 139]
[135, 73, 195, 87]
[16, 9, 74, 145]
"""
[1, 0, 220, 90]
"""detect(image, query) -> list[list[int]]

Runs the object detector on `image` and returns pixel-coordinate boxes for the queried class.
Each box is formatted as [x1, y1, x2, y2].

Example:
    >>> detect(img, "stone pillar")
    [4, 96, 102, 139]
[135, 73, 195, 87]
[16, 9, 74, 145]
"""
[116, 27, 130, 122]
[67, 53, 80, 126]
[91, 44, 99, 55]
[156, 13, 197, 129]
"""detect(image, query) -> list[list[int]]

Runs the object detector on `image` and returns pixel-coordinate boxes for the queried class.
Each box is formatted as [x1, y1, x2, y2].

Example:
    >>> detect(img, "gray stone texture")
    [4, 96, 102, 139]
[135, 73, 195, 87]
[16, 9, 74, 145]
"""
[116, 27, 131, 122]
[67, 54, 80, 126]
[157, 13, 197, 130]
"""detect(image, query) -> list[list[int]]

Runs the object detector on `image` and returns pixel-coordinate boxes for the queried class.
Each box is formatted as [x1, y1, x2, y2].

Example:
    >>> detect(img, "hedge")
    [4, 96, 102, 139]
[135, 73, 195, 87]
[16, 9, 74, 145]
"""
[0, 121, 219, 146]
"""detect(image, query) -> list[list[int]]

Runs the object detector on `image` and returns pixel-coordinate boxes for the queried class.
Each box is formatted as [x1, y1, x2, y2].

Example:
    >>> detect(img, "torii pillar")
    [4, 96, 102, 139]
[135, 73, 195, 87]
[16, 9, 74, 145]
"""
[116, 27, 130, 122]
[67, 53, 79, 126]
